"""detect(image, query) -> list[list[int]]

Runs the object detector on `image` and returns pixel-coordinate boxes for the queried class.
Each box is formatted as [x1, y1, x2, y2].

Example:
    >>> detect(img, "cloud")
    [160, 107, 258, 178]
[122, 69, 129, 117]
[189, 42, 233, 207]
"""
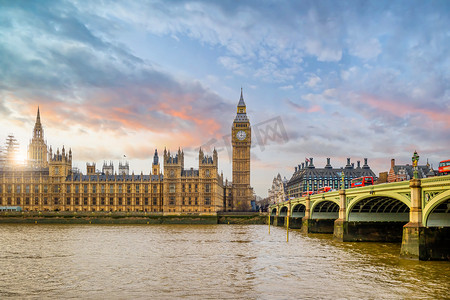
[280, 85, 293, 90]
[287, 100, 322, 113]
[348, 38, 382, 60]
[0, 2, 235, 145]
[218, 56, 246, 76]
[305, 74, 322, 88]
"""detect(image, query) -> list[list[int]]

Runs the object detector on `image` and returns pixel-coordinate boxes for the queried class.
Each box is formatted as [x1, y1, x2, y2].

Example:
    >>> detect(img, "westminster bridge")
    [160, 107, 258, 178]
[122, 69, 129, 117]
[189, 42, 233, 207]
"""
[268, 175, 450, 260]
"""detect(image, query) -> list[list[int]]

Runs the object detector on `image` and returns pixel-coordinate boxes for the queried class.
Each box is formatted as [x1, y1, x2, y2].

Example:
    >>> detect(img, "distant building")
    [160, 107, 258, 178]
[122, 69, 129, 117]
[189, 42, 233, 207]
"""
[286, 157, 376, 199]
[268, 173, 287, 204]
[388, 159, 436, 182]
[375, 172, 388, 184]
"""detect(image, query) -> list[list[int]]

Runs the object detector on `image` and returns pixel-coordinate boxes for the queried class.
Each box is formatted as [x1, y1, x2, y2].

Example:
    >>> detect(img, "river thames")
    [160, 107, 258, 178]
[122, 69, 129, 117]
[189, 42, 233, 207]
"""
[0, 224, 448, 299]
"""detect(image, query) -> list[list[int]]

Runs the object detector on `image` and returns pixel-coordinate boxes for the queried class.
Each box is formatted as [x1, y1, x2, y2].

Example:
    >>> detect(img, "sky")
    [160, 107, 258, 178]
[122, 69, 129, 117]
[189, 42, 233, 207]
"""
[0, 0, 449, 197]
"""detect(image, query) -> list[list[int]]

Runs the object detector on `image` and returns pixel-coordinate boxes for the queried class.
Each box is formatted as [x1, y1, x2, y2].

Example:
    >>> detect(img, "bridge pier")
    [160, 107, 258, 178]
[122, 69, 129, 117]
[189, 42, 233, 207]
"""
[401, 225, 450, 260]
[301, 196, 311, 234]
[333, 190, 346, 241]
[335, 221, 405, 242]
[400, 179, 450, 260]
[302, 218, 335, 233]
[400, 179, 426, 259]
[301, 195, 335, 233]
[289, 217, 303, 229]
[274, 216, 284, 226]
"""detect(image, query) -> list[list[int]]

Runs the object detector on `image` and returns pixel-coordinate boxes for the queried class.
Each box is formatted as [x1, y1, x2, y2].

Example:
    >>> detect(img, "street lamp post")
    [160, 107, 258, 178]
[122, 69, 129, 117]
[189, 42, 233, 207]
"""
[338, 172, 345, 190]
[412, 150, 420, 179]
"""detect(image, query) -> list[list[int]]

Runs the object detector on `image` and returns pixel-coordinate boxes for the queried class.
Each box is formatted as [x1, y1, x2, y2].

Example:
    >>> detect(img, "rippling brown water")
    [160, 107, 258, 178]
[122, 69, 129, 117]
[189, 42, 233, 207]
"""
[0, 224, 449, 299]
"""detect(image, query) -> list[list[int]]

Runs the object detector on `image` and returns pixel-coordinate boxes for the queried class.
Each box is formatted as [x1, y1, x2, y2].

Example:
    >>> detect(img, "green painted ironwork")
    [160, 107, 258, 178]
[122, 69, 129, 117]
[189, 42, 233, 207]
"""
[269, 175, 450, 226]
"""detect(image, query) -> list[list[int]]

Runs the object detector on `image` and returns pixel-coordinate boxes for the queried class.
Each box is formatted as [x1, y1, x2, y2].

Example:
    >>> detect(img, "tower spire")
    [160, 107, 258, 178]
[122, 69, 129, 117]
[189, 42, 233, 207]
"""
[234, 88, 248, 121]
[153, 148, 159, 165]
[238, 87, 246, 107]
[33, 106, 44, 139]
[36, 106, 41, 125]
[28, 106, 48, 168]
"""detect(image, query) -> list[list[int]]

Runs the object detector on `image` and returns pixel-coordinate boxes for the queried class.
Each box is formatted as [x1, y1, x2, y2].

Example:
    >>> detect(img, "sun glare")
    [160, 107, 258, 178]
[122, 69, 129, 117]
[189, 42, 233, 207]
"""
[15, 151, 27, 165]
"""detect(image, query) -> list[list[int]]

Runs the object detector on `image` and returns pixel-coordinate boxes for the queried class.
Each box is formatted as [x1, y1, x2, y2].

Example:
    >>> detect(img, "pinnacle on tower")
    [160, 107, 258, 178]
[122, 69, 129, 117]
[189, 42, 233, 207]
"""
[36, 106, 41, 124]
[153, 149, 159, 165]
[238, 87, 246, 107]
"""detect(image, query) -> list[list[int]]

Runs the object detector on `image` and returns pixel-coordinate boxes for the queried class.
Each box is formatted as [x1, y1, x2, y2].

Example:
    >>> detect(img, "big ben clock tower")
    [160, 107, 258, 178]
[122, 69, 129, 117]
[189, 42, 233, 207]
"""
[232, 88, 252, 211]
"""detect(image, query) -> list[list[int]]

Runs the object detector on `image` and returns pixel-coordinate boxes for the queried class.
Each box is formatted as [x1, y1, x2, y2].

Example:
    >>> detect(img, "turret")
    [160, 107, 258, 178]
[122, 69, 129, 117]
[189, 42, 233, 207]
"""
[199, 147, 204, 162]
[87, 163, 96, 175]
[102, 161, 114, 175]
[48, 144, 72, 177]
[153, 149, 159, 165]
[119, 161, 129, 175]
[213, 148, 218, 163]
[152, 149, 160, 175]
[163, 148, 184, 179]
[28, 106, 48, 168]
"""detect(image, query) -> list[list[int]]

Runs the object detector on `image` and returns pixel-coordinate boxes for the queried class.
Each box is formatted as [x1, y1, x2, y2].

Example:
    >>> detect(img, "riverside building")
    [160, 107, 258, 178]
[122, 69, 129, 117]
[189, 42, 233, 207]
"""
[286, 157, 377, 199]
[0, 91, 253, 214]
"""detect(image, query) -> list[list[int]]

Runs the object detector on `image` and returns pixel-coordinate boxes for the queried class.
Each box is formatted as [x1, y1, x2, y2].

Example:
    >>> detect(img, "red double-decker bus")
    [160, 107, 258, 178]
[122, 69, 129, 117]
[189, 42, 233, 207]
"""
[301, 191, 314, 197]
[317, 186, 332, 194]
[351, 176, 374, 188]
[438, 159, 450, 175]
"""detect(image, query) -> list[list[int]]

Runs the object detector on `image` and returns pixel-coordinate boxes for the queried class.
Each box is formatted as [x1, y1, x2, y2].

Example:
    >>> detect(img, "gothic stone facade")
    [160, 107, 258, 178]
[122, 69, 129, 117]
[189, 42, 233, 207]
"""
[268, 173, 287, 204]
[0, 91, 253, 214]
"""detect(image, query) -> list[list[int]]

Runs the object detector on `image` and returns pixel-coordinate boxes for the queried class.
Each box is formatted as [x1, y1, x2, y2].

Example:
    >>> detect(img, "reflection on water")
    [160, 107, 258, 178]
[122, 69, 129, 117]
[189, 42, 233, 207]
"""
[0, 224, 448, 299]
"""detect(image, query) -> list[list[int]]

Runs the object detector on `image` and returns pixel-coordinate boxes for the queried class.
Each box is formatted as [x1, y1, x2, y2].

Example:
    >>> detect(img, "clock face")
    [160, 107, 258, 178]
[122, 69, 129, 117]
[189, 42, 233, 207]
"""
[236, 130, 246, 140]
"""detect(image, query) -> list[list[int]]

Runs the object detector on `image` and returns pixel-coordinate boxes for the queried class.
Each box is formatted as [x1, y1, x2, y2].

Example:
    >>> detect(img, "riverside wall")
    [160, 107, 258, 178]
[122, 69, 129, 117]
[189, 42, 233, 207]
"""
[0, 211, 267, 225]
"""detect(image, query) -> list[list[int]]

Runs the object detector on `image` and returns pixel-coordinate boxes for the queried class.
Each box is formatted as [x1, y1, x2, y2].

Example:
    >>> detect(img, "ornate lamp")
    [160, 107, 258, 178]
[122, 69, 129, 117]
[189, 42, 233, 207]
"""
[412, 150, 420, 179]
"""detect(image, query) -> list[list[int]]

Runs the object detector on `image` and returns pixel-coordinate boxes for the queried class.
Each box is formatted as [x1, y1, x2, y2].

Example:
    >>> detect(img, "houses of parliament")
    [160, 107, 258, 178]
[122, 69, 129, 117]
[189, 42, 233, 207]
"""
[0, 91, 253, 214]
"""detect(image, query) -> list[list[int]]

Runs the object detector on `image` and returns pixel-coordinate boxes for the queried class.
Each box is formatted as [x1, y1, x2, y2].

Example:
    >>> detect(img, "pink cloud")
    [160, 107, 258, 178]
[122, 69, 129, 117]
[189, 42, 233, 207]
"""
[361, 95, 450, 128]
[5, 87, 227, 152]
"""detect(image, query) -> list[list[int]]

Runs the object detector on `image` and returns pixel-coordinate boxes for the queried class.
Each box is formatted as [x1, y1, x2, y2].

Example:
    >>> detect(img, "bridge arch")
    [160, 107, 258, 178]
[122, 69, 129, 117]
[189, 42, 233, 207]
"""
[292, 203, 306, 218]
[279, 206, 288, 216]
[423, 190, 450, 227]
[347, 195, 410, 222]
[311, 200, 339, 219]
[270, 207, 277, 216]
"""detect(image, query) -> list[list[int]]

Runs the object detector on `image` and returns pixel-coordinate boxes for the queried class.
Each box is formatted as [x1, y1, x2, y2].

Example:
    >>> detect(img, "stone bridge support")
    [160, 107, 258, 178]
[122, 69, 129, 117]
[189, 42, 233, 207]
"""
[274, 204, 288, 227]
[401, 179, 426, 259]
[273, 205, 281, 226]
[288, 202, 303, 229]
[333, 190, 346, 240]
[301, 196, 311, 233]
[400, 179, 449, 260]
